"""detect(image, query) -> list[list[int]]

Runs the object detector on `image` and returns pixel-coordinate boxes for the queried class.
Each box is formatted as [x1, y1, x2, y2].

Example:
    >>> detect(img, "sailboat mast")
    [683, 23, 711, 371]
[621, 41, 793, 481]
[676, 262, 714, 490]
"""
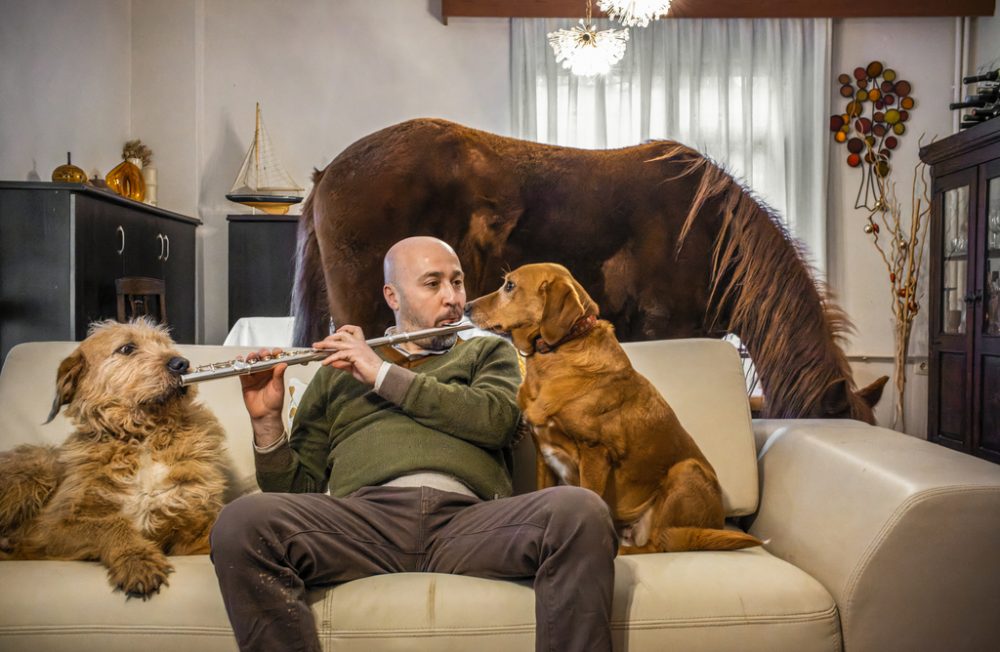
[254, 102, 262, 184]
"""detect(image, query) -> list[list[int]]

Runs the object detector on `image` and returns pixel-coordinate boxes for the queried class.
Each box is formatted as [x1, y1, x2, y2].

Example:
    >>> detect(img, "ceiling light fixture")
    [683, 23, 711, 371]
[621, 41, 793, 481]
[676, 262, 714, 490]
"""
[597, 0, 672, 28]
[547, 0, 630, 77]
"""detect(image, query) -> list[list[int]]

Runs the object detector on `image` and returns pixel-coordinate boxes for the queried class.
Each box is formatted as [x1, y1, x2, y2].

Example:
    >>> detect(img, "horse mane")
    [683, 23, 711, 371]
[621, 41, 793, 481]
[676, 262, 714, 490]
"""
[648, 144, 862, 419]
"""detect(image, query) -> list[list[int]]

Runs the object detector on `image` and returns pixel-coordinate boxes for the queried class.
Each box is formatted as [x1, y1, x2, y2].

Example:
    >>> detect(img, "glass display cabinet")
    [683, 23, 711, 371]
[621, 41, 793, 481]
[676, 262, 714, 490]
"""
[921, 119, 1000, 463]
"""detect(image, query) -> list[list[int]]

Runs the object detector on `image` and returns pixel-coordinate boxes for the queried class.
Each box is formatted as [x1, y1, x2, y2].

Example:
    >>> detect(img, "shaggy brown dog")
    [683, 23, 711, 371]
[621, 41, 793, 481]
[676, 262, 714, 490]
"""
[467, 263, 761, 554]
[0, 319, 231, 598]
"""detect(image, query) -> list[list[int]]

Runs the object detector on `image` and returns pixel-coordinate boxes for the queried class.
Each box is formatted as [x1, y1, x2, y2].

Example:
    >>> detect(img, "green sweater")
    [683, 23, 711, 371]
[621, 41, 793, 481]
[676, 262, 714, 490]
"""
[255, 336, 522, 500]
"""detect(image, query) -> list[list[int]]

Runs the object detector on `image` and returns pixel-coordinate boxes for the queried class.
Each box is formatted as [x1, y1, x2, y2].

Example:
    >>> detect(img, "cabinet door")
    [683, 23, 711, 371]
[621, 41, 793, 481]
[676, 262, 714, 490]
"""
[0, 187, 74, 359]
[929, 168, 976, 450]
[74, 194, 127, 335]
[973, 161, 1000, 462]
[122, 213, 165, 280]
[227, 217, 298, 329]
[158, 219, 196, 343]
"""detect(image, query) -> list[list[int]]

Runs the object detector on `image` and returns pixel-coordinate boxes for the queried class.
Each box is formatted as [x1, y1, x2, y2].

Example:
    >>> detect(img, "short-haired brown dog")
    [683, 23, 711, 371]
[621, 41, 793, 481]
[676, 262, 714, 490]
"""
[467, 263, 761, 553]
[0, 319, 232, 598]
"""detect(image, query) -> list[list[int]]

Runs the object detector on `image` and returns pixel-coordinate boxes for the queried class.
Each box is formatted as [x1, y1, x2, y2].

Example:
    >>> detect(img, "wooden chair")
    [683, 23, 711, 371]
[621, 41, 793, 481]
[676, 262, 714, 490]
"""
[115, 276, 167, 324]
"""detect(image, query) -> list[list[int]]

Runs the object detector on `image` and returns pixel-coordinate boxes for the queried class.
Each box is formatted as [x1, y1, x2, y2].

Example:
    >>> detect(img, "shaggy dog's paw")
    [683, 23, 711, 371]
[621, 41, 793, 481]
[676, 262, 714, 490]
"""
[107, 550, 174, 599]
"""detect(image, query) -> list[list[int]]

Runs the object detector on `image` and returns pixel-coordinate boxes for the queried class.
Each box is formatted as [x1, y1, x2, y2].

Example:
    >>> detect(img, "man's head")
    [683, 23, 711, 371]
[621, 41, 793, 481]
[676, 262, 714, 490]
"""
[383, 237, 466, 351]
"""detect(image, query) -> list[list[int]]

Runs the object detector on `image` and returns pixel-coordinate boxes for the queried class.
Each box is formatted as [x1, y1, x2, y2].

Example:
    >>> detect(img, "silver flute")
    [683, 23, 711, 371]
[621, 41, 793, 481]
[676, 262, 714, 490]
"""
[179, 322, 475, 386]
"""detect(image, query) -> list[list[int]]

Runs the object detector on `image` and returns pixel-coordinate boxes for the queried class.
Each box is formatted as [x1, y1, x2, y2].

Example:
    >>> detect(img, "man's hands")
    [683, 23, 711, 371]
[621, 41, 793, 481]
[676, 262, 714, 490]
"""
[239, 326, 381, 449]
[239, 348, 287, 449]
[313, 325, 383, 386]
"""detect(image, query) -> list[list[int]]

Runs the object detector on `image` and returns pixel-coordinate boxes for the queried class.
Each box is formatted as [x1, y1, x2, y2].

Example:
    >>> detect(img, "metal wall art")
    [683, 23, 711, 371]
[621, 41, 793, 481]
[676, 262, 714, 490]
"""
[829, 61, 915, 211]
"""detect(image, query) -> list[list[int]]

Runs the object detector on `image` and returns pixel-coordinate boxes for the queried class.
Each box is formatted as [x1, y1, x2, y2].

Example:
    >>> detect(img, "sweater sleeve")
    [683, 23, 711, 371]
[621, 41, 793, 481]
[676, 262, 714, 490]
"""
[394, 338, 522, 449]
[255, 368, 335, 493]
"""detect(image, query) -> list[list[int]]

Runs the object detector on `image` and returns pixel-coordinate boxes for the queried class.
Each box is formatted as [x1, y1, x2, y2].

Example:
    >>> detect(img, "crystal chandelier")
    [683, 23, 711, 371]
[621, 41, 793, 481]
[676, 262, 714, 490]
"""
[547, 0, 630, 77]
[597, 0, 672, 28]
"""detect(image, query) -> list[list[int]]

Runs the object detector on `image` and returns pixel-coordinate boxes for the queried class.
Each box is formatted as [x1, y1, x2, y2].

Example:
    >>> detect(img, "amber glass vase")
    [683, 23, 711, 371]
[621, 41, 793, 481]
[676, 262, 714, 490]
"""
[105, 158, 146, 201]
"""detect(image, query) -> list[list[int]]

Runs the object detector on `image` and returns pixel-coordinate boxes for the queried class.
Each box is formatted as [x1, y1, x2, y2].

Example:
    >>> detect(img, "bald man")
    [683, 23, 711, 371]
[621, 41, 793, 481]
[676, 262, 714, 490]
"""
[211, 237, 617, 652]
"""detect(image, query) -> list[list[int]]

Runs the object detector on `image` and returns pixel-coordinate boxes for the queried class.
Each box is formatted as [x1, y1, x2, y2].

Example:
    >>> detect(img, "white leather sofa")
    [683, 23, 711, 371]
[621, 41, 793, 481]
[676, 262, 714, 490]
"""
[1, 338, 998, 652]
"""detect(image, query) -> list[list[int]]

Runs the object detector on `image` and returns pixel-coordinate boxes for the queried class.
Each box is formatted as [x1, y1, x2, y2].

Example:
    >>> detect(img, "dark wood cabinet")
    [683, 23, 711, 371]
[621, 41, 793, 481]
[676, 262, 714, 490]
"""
[227, 214, 298, 330]
[920, 119, 1000, 463]
[0, 182, 200, 361]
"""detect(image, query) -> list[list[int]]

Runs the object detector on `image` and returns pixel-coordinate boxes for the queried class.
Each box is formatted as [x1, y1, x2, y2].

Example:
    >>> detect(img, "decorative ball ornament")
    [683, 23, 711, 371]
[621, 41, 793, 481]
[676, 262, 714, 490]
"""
[51, 152, 87, 184]
[864, 223, 874, 234]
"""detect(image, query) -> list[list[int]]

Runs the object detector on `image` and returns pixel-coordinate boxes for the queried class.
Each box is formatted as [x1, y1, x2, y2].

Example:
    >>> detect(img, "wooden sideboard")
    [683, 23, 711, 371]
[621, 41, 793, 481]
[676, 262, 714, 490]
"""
[227, 214, 299, 330]
[0, 182, 200, 362]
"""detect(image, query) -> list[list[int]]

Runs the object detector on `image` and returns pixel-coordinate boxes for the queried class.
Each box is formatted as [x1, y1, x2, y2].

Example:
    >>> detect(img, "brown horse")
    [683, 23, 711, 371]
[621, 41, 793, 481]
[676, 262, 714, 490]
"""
[292, 118, 887, 422]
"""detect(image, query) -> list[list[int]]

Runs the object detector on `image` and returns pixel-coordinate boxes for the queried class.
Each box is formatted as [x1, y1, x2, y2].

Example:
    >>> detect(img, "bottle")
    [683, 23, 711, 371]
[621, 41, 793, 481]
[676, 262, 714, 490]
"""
[963, 69, 1000, 84]
[990, 271, 1000, 335]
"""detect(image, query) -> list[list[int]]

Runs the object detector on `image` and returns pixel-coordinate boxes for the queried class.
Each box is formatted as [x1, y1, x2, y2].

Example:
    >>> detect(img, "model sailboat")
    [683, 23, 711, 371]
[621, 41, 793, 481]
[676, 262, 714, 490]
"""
[226, 103, 304, 215]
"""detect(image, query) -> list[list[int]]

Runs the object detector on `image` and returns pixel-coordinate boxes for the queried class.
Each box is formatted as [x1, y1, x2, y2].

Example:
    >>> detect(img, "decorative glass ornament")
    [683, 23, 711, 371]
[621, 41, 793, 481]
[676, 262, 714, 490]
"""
[106, 159, 146, 202]
[51, 152, 87, 184]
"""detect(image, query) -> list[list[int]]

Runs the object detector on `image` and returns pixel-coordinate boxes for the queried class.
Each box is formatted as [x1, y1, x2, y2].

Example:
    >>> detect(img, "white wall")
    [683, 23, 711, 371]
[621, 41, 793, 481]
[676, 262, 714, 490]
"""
[131, 0, 511, 345]
[826, 18, 960, 437]
[973, 5, 1000, 73]
[0, 0, 132, 181]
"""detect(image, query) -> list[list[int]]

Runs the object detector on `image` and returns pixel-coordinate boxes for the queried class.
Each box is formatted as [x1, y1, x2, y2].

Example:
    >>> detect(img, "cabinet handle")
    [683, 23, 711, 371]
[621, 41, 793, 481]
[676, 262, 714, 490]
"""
[116, 226, 125, 255]
[157, 234, 164, 261]
[164, 235, 170, 262]
[965, 290, 984, 304]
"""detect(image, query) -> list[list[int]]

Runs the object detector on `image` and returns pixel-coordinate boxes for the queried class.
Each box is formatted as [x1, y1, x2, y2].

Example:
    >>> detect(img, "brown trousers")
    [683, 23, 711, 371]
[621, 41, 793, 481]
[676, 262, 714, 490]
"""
[210, 485, 617, 652]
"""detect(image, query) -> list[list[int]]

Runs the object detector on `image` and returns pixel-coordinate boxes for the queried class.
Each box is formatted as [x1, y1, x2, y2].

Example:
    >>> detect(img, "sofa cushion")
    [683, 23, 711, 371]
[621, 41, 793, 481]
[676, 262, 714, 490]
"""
[622, 339, 758, 516]
[0, 548, 837, 652]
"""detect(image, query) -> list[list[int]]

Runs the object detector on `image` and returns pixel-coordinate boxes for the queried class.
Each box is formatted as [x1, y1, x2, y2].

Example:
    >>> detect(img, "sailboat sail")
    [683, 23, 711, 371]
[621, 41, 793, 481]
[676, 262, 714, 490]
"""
[226, 103, 304, 214]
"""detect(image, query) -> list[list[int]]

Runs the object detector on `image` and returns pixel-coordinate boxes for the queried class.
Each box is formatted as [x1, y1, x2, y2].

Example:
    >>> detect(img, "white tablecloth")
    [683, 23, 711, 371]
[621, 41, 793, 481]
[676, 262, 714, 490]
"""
[224, 317, 296, 347]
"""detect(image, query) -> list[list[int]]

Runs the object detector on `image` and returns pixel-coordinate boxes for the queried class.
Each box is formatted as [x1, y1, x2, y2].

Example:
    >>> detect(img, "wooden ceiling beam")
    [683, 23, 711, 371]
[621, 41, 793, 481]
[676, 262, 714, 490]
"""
[441, 0, 996, 20]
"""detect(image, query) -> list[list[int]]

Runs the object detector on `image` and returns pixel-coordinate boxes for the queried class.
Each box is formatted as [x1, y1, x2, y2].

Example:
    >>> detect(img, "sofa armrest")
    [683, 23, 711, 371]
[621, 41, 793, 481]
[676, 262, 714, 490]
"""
[747, 421, 1000, 652]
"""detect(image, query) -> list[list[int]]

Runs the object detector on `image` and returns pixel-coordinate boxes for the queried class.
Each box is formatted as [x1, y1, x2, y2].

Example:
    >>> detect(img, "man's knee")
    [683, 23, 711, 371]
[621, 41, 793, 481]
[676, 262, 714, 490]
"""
[539, 486, 617, 548]
[210, 493, 278, 562]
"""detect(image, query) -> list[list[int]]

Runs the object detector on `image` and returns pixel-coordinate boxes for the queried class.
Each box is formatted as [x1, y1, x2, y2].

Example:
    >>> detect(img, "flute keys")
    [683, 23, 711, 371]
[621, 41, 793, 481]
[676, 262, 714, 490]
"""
[193, 360, 235, 373]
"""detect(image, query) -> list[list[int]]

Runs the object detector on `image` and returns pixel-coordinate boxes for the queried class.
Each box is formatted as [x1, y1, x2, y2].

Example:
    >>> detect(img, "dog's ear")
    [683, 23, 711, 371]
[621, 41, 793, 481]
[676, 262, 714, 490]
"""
[46, 350, 86, 423]
[539, 278, 585, 346]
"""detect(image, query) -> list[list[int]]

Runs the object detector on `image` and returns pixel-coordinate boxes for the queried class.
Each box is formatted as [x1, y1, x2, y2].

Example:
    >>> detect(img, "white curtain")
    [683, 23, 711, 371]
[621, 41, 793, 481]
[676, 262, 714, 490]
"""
[511, 18, 831, 272]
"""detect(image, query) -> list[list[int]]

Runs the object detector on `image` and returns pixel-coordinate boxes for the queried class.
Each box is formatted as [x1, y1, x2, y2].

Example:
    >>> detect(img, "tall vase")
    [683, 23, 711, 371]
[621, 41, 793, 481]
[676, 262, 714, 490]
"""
[891, 317, 913, 432]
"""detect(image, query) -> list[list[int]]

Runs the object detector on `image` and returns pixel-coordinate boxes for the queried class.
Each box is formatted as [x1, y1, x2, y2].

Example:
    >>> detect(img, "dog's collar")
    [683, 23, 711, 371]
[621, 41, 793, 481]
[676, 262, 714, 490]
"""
[533, 314, 598, 354]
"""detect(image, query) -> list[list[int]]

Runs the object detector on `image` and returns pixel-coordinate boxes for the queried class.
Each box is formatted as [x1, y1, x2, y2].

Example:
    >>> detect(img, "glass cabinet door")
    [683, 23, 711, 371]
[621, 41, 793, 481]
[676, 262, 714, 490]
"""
[942, 186, 969, 335]
[985, 176, 1000, 336]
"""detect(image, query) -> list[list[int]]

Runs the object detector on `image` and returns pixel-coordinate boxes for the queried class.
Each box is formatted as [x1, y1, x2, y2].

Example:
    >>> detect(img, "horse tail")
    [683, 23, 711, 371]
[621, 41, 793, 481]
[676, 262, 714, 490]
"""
[291, 168, 331, 348]
[649, 145, 866, 420]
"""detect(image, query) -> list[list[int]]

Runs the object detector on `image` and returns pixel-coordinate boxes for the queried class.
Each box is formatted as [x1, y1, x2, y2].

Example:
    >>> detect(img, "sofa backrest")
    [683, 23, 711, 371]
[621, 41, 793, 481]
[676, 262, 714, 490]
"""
[0, 337, 758, 516]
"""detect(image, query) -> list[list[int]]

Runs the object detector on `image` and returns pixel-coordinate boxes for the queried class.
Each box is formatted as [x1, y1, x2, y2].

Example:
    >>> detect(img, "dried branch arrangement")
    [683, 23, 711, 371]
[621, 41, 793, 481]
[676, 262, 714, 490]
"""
[864, 147, 930, 430]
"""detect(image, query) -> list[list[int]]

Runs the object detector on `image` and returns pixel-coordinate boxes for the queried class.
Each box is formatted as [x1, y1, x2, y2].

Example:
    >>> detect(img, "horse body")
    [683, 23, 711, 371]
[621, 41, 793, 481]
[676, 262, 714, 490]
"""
[294, 118, 885, 422]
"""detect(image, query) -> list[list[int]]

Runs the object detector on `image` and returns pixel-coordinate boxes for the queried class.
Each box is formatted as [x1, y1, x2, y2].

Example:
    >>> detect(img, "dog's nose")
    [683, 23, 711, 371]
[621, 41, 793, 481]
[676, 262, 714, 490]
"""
[463, 303, 472, 316]
[167, 356, 190, 374]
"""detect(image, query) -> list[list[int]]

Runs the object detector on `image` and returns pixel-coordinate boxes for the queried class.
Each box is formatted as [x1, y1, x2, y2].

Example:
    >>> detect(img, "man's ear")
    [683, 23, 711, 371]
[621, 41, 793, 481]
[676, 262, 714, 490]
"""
[384, 284, 399, 311]
[46, 350, 86, 424]
[539, 278, 584, 346]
